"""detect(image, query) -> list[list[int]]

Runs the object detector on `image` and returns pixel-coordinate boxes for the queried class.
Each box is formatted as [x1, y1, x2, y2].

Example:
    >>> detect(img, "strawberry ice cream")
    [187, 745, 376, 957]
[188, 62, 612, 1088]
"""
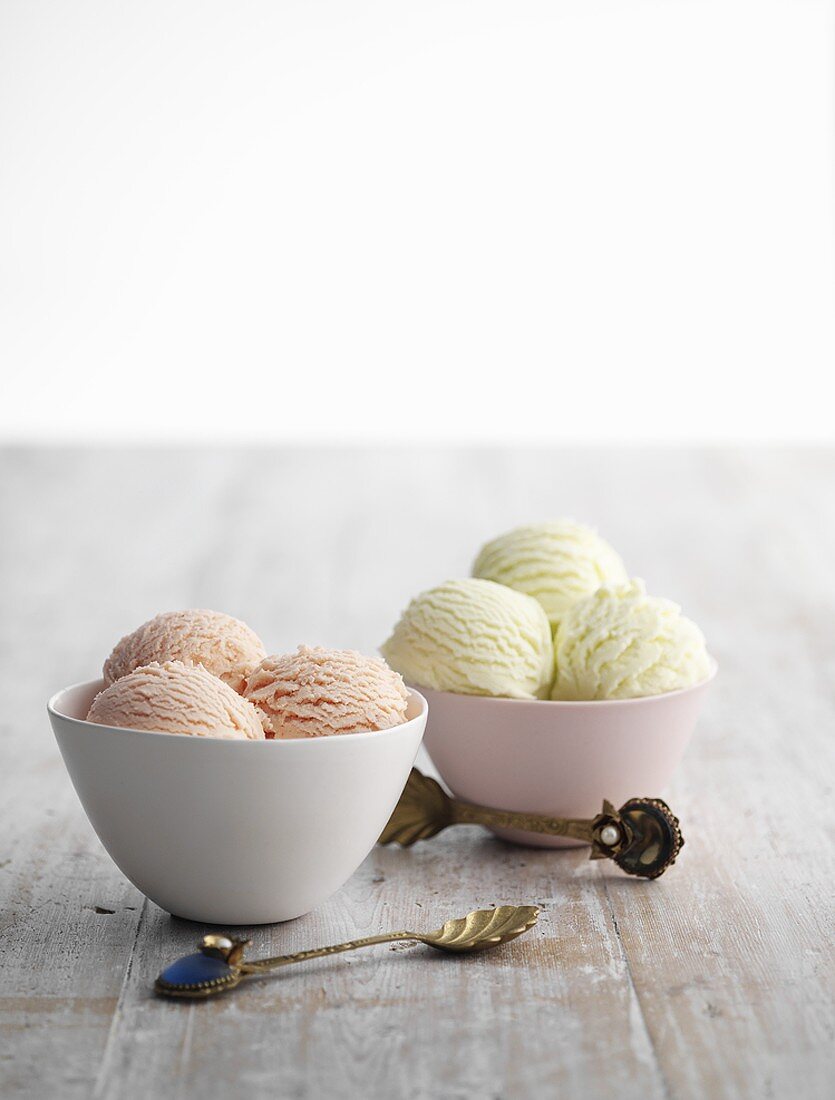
[103, 609, 266, 694]
[87, 661, 265, 740]
[243, 646, 409, 738]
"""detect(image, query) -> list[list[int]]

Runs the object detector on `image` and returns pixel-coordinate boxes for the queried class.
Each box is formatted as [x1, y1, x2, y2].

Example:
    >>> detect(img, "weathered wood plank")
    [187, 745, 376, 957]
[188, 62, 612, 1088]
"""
[602, 449, 835, 1100]
[1, 448, 833, 1098]
[90, 838, 670, 1100]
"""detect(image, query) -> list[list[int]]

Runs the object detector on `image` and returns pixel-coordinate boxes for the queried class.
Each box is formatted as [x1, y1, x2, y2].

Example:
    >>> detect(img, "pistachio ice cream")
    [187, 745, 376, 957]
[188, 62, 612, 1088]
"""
[551, 579, 710, 701]
[472, 521, 628, 629]
[381, 578, 554, 700]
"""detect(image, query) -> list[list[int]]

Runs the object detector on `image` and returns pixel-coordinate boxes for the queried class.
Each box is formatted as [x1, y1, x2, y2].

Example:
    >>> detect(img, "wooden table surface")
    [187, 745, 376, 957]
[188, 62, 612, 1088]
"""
[1, 448, 832, 1099]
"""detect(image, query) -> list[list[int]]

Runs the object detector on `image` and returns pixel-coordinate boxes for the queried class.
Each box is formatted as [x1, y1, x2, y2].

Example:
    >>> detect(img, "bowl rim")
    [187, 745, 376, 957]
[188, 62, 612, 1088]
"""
[410, 656, 718, 708]
[48, 678, 428, 747]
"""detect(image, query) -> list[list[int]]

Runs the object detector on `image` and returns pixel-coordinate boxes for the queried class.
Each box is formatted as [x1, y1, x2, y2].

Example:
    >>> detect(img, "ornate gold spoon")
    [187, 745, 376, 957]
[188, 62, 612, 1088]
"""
[379, 769, 683, 879]
[155, 904, 540, 999]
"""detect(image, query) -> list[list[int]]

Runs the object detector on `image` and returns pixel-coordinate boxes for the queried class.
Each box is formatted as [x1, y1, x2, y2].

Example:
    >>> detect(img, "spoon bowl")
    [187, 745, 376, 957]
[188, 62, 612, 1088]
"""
[423, 905, 541, 953]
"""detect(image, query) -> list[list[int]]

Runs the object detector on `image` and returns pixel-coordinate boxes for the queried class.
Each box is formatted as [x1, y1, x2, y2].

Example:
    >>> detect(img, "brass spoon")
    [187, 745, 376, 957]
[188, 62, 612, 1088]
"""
[379, 769, 684, 880]
[155, 904, 540, 999]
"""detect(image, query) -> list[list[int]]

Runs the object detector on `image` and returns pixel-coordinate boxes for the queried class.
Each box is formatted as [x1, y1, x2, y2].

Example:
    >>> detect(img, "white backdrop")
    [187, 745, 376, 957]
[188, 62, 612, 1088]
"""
[1, 0, 833, 443]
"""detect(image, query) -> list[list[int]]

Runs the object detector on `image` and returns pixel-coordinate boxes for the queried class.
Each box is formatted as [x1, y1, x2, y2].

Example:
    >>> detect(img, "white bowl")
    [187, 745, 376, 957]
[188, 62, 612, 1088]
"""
[48, 679, 427, 924]
[420, 662, 716, 848]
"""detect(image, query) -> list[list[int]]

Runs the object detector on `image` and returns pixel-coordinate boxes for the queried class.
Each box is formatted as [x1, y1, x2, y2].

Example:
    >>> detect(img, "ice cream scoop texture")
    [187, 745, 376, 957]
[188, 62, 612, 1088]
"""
[551, 579, 710, 700]
[243, 646, 410, 738]
[87, 661, 266, 739]
[472, 521, 628, 628]
[103, 609, 266, 693]
[381, 578, 554, 700]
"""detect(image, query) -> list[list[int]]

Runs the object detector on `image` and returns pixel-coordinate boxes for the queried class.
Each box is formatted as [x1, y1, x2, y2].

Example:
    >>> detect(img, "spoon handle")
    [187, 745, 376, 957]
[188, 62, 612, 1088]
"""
[240, 931, 420, 974]
[450, 798, 592, 841]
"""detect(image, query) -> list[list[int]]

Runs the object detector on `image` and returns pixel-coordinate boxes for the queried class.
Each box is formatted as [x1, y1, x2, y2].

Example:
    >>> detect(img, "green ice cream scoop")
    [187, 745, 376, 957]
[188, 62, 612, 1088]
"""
[473, 520, 627, 629]
[381, 578, 553, 700]
[552, 579, 710, 700]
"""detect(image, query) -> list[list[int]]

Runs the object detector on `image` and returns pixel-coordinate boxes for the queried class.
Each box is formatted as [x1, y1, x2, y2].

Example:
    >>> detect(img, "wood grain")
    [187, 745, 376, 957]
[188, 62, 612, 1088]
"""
[0, 447, 833, 1098]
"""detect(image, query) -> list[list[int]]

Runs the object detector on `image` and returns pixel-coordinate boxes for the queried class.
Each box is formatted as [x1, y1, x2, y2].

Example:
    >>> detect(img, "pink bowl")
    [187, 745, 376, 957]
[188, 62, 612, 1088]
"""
[420, 661, 716, 848]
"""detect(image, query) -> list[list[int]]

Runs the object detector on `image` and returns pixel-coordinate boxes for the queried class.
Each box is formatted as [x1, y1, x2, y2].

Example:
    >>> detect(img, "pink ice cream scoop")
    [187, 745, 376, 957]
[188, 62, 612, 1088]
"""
[242, 645, 409, 739]
[103, 610, 267, 694]
[87, 661, 265, 740]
